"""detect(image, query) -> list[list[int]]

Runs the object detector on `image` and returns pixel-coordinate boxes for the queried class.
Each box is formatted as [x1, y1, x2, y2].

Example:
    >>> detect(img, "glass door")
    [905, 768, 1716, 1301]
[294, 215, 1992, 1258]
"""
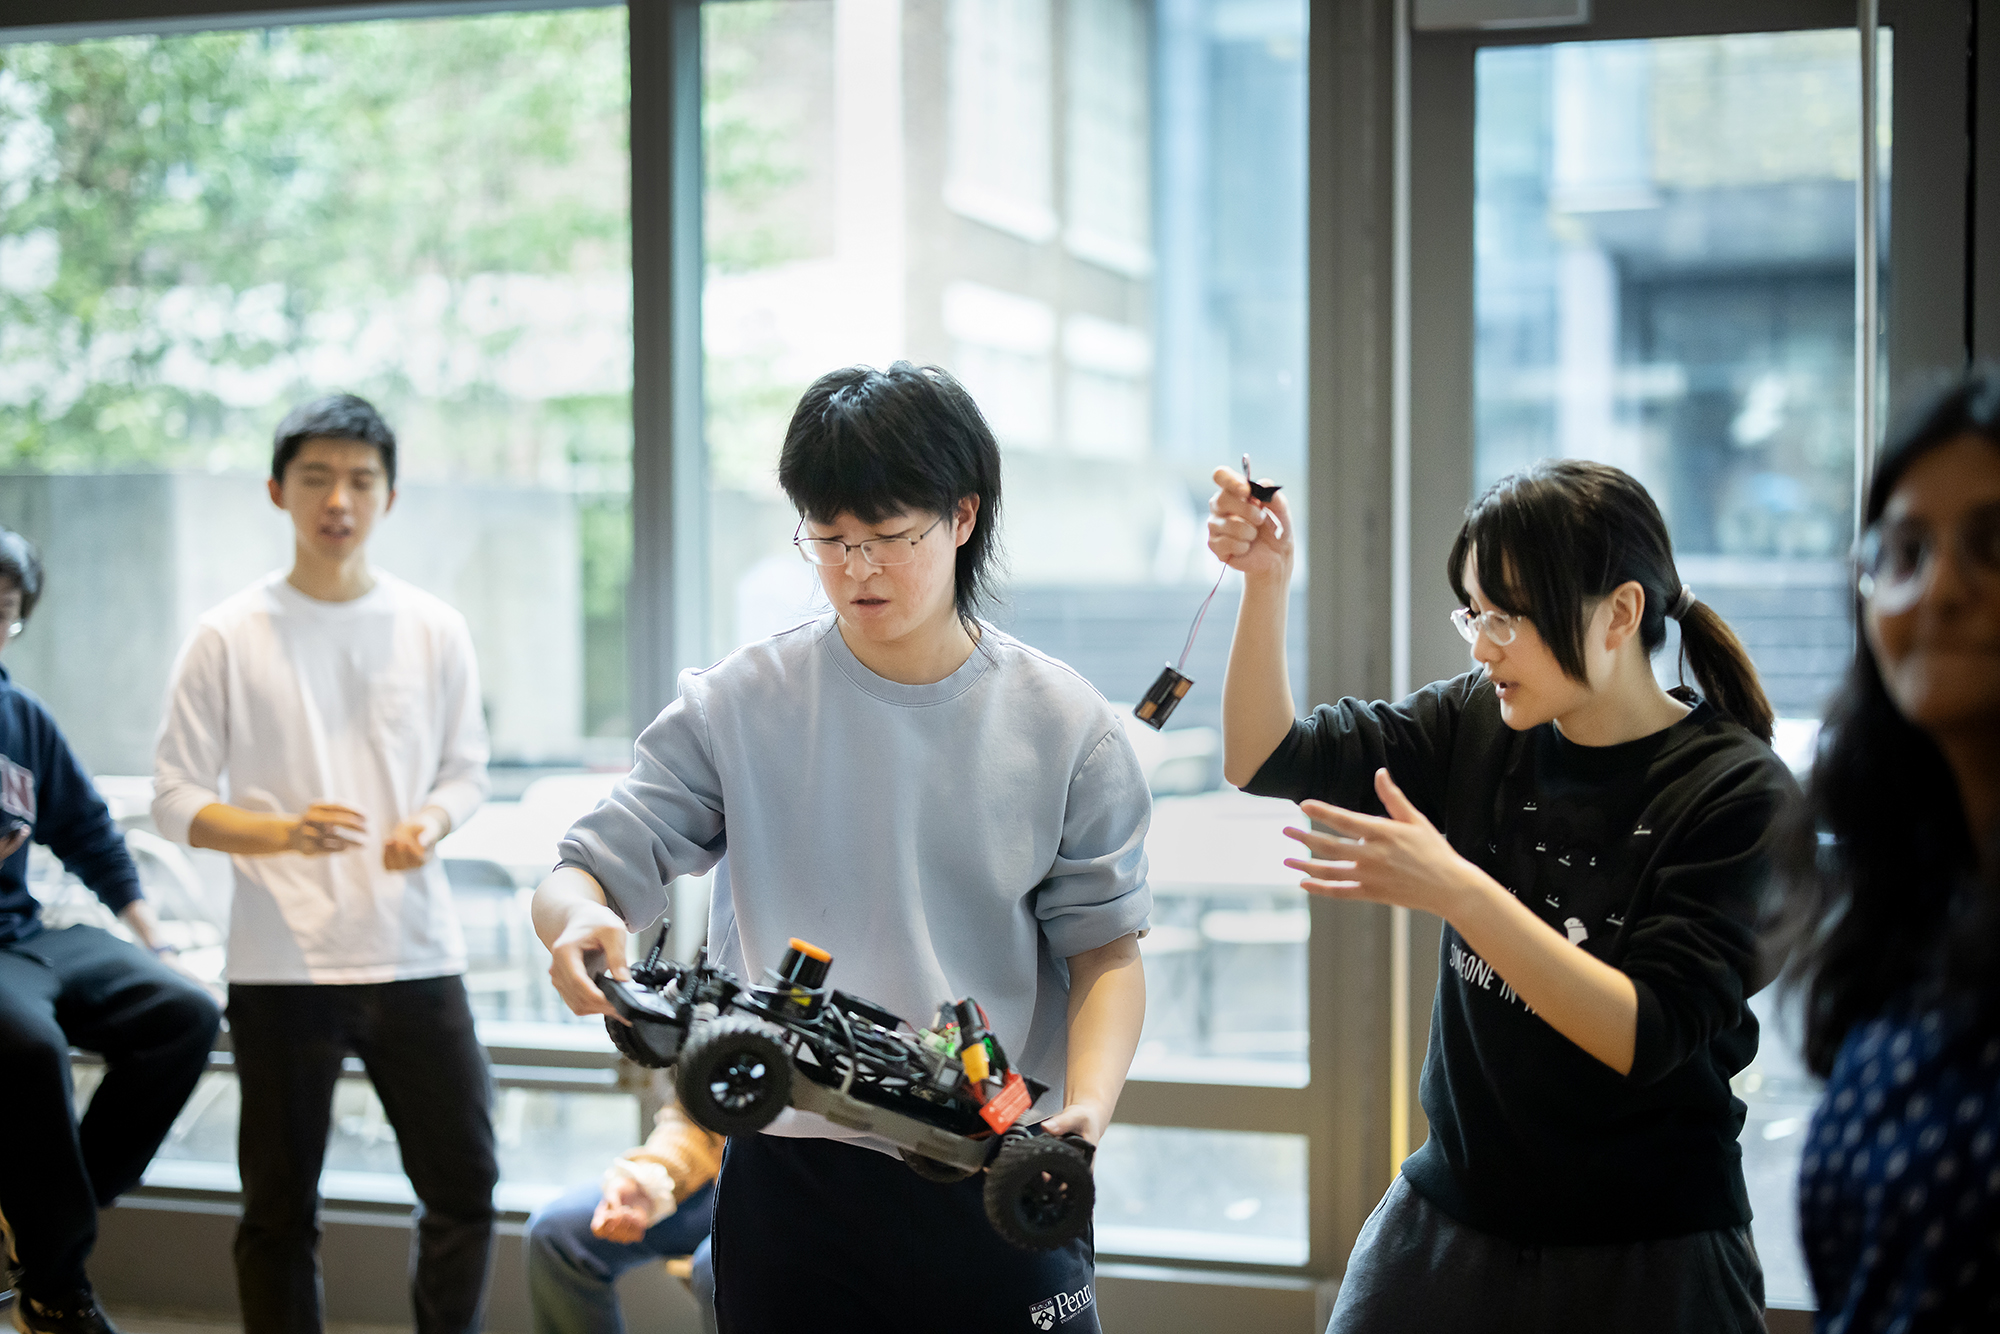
[1407, 0, 1975, 1311]
[1471, 28, 1884, 1309]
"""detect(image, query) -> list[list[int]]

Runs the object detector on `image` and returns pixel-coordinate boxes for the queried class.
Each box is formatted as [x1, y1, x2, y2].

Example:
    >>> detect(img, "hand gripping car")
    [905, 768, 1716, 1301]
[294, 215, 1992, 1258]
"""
[594, 935, 1096, 1251]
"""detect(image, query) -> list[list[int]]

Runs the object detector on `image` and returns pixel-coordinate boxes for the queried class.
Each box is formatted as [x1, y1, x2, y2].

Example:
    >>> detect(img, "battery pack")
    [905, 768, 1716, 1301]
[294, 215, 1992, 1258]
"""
[1134, 664, 1192, 730]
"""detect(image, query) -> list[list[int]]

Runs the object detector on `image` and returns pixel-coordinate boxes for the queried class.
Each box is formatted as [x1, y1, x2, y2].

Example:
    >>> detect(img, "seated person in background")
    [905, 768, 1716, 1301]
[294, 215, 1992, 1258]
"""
[0, 525, 222, 1334]
[524, 1099, 722, 1334]
[151, 394, 494, 1334]
[1779, 368, 2000, 1330]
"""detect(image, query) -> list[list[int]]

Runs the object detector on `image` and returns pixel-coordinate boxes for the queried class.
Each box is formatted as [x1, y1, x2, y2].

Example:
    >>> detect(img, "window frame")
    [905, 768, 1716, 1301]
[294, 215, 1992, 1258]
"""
[7, 0, 1992, 1312]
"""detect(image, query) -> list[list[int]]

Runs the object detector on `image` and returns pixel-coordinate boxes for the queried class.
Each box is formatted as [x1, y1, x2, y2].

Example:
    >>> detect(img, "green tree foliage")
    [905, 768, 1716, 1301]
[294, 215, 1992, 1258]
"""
[0, 11, 630, 476]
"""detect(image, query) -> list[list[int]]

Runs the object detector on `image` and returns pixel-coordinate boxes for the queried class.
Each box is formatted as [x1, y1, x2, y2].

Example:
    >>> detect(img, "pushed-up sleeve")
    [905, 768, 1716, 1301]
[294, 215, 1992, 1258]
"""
[29, 702, 141, 914]
[420, 613, 491, 832]
[1624, 770, 1798, 1087]
[151, 626, 230, 846]
[557, 678, 727, 932]
[1240, 673, 1479, 821]
[1034, 724, 1152, 959]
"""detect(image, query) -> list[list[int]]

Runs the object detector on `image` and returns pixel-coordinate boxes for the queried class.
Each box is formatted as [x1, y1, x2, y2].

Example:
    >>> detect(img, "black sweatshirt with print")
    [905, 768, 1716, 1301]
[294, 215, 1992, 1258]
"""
[1245, 671, 1799, 1244]
[0, 664, 142, 945]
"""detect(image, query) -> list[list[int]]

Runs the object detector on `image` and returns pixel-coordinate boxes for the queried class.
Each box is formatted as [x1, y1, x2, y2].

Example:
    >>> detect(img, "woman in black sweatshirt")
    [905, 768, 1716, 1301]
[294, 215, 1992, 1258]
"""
[1209, 459, 1798, 1333]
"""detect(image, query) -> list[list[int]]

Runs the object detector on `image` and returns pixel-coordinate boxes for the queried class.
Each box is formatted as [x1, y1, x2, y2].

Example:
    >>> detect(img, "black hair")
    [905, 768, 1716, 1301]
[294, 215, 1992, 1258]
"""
[776, 362, 1003, 625]
[1777, 365, 2000, 1075]
[1447, 458, 1775, 744]
[271, 393, 398, 489]
[0, 527, 43, 621]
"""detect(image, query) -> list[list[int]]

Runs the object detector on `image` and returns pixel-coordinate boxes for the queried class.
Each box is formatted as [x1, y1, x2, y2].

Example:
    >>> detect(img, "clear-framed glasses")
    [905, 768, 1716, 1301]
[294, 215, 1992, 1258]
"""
[794, 514, 948, 568]
[1855, 501, 2000, 613]
[1450, 606, 1520, 647]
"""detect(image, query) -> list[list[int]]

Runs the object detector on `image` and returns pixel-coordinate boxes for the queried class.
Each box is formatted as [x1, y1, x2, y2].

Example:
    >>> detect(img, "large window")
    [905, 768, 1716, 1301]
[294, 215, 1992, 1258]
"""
[1470, 28, 1887, 1308]
[696, 0, 1311, 1263]
[2, 7, 638, 1206]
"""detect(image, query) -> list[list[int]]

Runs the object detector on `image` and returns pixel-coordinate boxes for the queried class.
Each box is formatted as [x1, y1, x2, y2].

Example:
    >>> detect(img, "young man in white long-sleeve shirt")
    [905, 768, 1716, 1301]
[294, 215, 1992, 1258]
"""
[152, 394, 494, 1334]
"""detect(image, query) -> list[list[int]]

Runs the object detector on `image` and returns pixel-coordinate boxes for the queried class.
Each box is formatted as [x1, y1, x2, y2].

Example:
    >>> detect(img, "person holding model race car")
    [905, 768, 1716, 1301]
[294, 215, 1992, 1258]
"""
[532, 362, 1151, 1334]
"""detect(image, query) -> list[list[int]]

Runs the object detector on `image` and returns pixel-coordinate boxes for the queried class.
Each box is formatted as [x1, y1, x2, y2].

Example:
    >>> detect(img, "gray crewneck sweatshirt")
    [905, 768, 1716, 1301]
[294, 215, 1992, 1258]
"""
[557, 614, 1153, 1147]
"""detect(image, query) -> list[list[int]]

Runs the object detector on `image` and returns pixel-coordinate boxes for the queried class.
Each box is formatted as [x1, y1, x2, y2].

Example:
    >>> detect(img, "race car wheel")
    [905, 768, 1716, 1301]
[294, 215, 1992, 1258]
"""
[901, 1150, 976, 1184]
[603, 1014, 679, 1069]
[675, 1015, 793, 1135]
[983, 1134, 1095, 1251]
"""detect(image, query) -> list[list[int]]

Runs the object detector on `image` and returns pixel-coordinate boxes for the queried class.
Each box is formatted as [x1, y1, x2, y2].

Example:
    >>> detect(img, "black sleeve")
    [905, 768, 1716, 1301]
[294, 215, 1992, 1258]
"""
[28, 701, 143, 915]
[1240, 672, 1485, 823]
[1624, 762, 1800, 1087]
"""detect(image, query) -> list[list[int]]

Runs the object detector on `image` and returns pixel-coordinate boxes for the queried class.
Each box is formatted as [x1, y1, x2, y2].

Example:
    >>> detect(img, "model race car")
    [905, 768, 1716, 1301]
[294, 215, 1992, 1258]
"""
[593, 934, 1096, 1251]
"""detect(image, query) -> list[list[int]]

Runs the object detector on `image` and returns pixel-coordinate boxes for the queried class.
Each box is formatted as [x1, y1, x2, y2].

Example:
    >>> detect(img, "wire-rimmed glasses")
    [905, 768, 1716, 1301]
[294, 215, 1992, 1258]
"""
[1450, 606, 1520, 647]
[793, 514, 948, 568]
[1855, 501, 2000, 614]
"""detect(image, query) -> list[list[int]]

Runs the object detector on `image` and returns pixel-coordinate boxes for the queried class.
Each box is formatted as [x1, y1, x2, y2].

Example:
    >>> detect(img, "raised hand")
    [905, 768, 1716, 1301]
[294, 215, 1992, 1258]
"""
[1207, 465, 1294, 581]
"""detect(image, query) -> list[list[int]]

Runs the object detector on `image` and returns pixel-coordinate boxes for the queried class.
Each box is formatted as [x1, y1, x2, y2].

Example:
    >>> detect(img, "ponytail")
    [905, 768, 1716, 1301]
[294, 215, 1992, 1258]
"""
[1450, 459, 1777, 748]
[1675, 599, 1774, 745]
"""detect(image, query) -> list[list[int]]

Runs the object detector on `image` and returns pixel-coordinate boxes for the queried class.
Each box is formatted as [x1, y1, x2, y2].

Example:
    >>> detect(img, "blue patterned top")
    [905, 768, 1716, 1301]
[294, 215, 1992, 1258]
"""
[1799, 1001, 2000, 1333]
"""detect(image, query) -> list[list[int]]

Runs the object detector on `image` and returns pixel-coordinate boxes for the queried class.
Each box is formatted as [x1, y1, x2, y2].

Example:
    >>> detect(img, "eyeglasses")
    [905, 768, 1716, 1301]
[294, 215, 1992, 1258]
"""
[1450, 606, 1521, 647]
[794, 514, 948, 568]
[1855, 501, 2000, 613]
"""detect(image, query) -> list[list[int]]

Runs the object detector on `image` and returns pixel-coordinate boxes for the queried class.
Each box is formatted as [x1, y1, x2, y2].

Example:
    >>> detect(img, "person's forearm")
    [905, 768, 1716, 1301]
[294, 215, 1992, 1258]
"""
[1063, 934, 1147, 1124]
[1221, 568, 1298, 787]
[1447, 874, 1638, 1075]
[188, 802, 298, 856]
[531, 865, 618, 952]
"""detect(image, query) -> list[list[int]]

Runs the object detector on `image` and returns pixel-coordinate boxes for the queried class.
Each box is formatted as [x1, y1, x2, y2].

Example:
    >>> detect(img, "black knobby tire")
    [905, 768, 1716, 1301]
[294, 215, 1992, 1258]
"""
[983, 1134, 1095, 1250]
[604, 1015, 677, 1069]
[674, 1015, 793, 1135]
[901, 1149, 976, 1184]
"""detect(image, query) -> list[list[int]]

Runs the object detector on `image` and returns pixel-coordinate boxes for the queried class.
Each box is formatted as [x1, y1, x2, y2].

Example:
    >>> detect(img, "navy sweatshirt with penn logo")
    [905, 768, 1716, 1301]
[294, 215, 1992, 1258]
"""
[0, 664, 142, 945]
[1245, 671, 1799, 1244]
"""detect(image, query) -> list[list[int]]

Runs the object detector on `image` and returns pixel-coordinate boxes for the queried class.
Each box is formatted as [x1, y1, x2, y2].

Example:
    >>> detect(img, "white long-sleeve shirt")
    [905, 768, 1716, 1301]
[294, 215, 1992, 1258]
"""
[152, 570, 490, 984]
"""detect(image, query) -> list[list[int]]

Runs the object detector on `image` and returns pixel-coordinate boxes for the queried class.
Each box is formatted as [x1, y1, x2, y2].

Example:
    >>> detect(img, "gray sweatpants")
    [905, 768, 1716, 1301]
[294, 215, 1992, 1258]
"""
[1327, 1176, 1767, 1334]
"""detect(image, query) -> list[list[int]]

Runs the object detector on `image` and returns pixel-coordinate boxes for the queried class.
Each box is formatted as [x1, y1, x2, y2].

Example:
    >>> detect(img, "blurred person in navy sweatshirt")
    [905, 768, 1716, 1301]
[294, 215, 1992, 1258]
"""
[0, 525, 221, 1334]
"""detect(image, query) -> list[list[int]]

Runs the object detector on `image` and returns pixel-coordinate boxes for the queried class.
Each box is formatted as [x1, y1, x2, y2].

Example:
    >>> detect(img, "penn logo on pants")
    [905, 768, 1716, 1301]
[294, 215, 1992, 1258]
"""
[1029, 1287, 1094, 1328]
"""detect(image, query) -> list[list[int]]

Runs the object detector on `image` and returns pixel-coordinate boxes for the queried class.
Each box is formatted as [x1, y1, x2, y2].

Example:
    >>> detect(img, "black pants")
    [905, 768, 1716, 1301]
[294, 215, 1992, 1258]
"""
[227, 976, 497, 1334]
[1327, 1175, 1767, 1334]
[0, 924, 221, 1299]
[711, 1133, 1101, 1334]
